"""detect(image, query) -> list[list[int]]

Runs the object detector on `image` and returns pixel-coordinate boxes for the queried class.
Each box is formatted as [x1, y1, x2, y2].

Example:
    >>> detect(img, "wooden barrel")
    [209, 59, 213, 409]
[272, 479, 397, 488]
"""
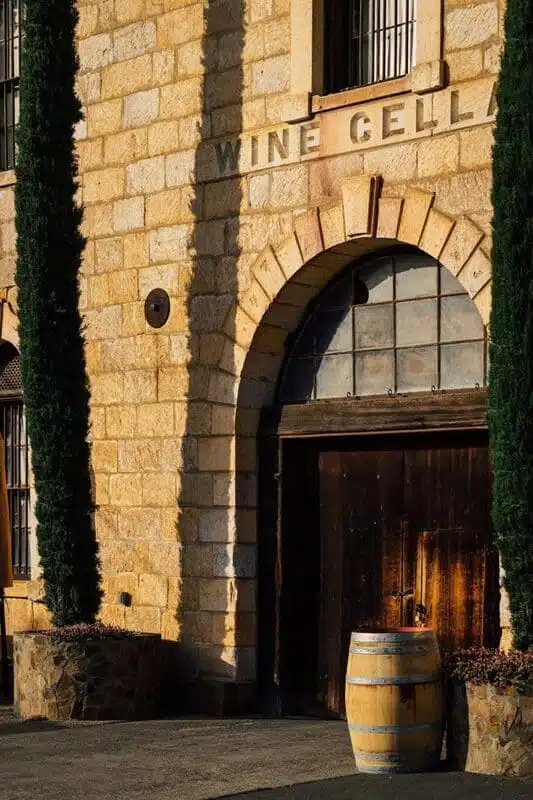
[345, 628, 443, 774]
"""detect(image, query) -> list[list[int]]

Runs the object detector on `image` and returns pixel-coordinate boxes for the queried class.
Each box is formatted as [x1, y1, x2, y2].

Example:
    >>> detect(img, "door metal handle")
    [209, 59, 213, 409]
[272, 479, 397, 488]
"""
[391, 588, 414, 599]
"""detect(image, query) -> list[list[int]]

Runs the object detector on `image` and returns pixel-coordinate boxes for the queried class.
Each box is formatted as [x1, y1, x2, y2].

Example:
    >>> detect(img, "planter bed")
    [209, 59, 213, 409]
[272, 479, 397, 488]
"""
[14, 624, 163, 721]
[445, 648, 533, 776]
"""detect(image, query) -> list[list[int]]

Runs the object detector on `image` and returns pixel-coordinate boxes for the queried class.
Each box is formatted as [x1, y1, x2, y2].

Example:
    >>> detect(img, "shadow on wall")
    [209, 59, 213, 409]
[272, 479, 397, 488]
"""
[171, 0, 251, 713]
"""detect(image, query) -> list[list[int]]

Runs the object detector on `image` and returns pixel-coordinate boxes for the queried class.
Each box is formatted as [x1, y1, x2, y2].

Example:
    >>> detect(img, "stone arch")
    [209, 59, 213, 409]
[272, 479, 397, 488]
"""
[216, 176, 492, 423]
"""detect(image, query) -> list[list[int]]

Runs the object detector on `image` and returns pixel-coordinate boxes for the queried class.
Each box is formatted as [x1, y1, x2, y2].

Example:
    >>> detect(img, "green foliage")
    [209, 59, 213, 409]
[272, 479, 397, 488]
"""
[489, 0, 533, 649]
[14, 1, 102, 626]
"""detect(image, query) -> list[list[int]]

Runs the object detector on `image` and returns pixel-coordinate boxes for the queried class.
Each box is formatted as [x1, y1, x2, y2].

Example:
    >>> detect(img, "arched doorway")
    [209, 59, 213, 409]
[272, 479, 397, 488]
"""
[258, 246, 499, 717]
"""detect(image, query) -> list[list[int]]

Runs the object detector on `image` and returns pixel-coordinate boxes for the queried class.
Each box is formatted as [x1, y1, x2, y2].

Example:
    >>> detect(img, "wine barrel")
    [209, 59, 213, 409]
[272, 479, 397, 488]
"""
[345, 628, 443, 774]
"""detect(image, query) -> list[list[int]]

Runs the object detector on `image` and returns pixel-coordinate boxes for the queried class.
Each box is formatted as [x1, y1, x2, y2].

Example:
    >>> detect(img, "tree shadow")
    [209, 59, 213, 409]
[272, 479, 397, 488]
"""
[171, 0, 249, 713]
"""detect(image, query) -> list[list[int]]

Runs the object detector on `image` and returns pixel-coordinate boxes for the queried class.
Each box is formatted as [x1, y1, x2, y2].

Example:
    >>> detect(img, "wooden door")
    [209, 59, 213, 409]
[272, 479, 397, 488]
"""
[316, 432, 497, 718]
[319, 448, 404, 715]
[406, 442, 499, 651]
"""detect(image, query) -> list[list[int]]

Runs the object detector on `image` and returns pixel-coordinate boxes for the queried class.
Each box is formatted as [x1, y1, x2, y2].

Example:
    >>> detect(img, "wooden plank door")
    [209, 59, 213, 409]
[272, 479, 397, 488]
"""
[405, 440, 499, 650]
[319, 448, 404, 716]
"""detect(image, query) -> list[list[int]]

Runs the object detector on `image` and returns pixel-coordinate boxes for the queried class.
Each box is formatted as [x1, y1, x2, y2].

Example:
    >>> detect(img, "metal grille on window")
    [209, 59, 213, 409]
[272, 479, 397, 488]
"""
[325, 0, 416, 94]
[277, 250, 488, 403]
[0, 0, 20, 171]
[0, 342, 30, 579]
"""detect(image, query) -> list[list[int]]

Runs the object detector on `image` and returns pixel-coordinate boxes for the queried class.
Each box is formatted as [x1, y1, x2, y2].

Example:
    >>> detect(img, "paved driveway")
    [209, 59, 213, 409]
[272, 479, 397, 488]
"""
[0, 715, 532, 800]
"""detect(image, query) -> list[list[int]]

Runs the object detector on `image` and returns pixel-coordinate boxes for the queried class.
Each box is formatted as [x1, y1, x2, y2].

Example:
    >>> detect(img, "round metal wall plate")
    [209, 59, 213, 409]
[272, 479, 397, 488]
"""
[145, 288, 170, 329]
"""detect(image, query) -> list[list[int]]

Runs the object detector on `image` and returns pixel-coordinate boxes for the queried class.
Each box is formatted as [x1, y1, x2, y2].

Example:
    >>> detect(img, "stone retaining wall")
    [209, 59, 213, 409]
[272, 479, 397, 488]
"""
[14, 631, 163, 720]
[447, 680, 533, 776]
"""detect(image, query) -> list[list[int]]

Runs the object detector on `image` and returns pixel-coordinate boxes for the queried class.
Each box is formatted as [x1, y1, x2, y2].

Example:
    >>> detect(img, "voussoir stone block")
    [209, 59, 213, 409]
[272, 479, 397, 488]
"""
[274, 234, 304, 280]
[457, 246, 492, 297]
[440, 216, 485, 276]
[294, 209, 323, 262]
[319, 203, 346, 250]
[419, 208, 456, 260]
[251, 246, 286, 300]
[376, 197, 403, 240]
[397, 187, 434, 246]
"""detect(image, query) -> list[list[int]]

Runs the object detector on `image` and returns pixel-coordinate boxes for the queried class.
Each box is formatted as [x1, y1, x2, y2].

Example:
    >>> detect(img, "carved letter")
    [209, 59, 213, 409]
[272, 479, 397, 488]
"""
[300, 122, 320, 155]
[383, 103, 405, 138]
[268, 129, 290, 162]
[350, 112, 372, 144]
[416, 98, 437, 132]
[450, 90, 474, 125]
[215, 139, 241, 174]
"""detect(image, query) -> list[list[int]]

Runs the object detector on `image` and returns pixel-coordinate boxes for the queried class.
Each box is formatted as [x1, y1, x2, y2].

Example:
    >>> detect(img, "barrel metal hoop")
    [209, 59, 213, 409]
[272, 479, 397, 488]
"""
[354, 750, 436, 763]
[351, 631, 435, 644]
[349, 645, 436, 656]
[349, 722, 439, 733]
[346, 673, 440, 685]
[355, 763, 438, 774]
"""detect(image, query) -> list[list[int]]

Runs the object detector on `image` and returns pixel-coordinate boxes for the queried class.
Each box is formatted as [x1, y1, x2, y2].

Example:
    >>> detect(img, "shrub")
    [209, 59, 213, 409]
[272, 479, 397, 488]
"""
[489, 0, 533, 648]
[37, 623, 140, 643]
[443, 648, 533, 690]
[14, 1, 102, 625]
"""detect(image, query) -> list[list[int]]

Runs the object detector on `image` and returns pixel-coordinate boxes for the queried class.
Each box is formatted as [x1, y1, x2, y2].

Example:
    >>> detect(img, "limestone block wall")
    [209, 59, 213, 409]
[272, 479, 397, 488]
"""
[0, 0, 506, 683]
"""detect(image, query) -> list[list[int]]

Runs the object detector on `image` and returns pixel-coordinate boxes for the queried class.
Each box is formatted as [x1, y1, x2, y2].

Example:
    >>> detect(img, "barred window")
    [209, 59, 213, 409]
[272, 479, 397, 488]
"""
[0, 0, 20, 171]
[0, 343, 30, 579]
[324, 0, 416, 94]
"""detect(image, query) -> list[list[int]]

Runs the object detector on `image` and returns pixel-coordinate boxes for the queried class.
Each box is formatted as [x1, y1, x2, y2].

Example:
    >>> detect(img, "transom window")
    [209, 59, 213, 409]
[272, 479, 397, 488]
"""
[324, 0, 417, 94]
[0, 0, 20, 171]
[278, 250, 487, 403]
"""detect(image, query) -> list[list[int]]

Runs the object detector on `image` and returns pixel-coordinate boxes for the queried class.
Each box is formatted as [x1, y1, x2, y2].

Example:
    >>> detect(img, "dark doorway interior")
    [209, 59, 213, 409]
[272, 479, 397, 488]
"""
[278, 429, 499, 718]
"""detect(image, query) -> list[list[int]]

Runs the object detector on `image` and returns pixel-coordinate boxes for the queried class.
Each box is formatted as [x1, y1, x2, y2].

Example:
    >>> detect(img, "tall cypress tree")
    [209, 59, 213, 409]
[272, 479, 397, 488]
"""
[14, 1, 102, 626]
[489, 0, 533, 649]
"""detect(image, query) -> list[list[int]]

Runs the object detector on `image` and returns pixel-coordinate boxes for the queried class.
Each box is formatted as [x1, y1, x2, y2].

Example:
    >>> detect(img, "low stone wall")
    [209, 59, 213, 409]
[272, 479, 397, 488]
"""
[14, 631, 163, 721]
[447, 681, 533, 776]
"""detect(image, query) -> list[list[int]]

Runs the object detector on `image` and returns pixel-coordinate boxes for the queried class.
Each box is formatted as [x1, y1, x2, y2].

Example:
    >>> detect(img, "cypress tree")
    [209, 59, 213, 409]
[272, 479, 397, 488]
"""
[14, 1, 102, 626]
[489, 0, 533, 649]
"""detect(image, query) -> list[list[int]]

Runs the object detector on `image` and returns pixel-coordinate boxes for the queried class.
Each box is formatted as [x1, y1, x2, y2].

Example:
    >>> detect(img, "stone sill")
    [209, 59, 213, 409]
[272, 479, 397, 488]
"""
[312, 75, 411, 114]
[0, 170, 15, 188]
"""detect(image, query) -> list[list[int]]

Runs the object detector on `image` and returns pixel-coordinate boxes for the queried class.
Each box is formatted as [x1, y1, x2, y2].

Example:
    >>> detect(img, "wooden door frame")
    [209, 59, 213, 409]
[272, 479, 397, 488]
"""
[257, 388, 489, 713]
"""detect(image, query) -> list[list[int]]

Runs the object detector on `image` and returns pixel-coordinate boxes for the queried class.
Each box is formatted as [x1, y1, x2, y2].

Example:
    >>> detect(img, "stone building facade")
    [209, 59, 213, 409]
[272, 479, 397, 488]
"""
[1, 0, 507, 711]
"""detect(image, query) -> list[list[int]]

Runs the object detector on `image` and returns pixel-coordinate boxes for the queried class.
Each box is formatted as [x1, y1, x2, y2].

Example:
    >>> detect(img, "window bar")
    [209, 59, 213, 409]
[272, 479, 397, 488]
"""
[373, 0, 379, 85]
[358, 0, 364, 89]
[381, 0, 386, 84]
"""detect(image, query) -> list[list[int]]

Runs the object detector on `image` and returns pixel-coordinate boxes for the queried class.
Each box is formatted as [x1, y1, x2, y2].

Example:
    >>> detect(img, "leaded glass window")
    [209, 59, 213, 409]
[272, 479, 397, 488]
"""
[277, 250, 487, 403]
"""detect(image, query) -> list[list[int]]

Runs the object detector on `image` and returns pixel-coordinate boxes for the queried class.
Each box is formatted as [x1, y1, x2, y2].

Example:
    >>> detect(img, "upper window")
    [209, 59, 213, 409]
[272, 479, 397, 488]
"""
[278, 250, 487, 403]
[0, 0, 20, 171]
[324, 0, 417, 94]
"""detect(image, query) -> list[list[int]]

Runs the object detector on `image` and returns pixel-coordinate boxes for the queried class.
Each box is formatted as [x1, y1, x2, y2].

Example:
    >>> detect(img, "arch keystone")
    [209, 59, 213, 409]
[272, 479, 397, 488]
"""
[397, 187, 434, 246]
[294, 209, 323, 262]
[376, 197, 403, 239]
[419, 209, 456, 259]
[440, 216, 484, 276]
[341, 174, 380, 238]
